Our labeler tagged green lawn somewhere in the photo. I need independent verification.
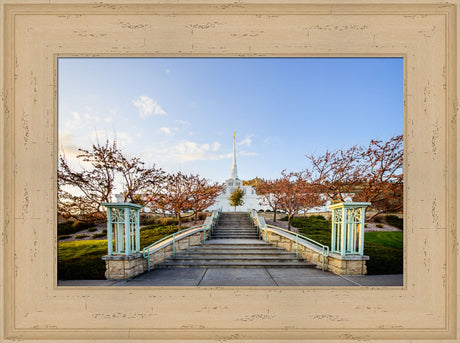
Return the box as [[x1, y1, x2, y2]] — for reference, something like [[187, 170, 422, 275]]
[[289, 217, 403, 275], [58, 224, 180, 280], [364, 231, 403, 250], [58, 240, 108, 280]]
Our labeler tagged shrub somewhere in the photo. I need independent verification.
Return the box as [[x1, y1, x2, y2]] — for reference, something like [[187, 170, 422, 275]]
[[197, 212, 208, 220], [92, 233, 106, 239], [373, 216, 383, 223], [58, 235, 71, 240], [72, 220, 96, 231], [102, 229, 107, 234], [280, 216, 288, 221], [88, 227, 97, 232], [385, 215, 403, 230], [58, 220, 95, 236], [156, 217, 178, 226], [258, 209, 264, 213], [75, 234, 89, 239], [309, 214, 326, 221], [376, 223, 384, 228], [364, 242, 403, 275], [139, 214, 153, 225]]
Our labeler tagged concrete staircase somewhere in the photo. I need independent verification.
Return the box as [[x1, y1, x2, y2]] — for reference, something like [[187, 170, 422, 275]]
[[211, 212, 260, 239], [156, 212, 316, 269]]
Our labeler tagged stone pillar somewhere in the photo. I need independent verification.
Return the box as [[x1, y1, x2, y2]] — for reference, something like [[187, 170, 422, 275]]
[[328, 202, 371, 275], [101, 202, 144, 280], [328, 202, 370, 256]]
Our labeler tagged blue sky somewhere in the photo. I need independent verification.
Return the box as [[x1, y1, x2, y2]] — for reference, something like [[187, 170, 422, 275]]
[[58, 57, 403, 183]]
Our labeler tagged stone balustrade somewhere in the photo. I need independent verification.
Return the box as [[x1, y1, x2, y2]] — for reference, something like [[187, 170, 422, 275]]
[[260, 227, 368, 276], [103, 228, 210, 280]]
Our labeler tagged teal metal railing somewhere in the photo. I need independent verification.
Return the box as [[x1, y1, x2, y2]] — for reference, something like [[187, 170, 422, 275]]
[[142, 208, 222, 271], [248, 209, 330, 271]]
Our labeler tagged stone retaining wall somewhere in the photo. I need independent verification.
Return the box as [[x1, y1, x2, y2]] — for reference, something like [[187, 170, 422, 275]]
[[103, 229, 209, 280], [260, 227, 368, 276]]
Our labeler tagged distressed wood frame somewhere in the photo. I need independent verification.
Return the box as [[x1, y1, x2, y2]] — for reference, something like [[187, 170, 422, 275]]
[[1, 0, 458, 341]]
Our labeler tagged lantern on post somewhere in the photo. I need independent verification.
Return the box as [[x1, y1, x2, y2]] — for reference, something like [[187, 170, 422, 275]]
[[328, 202, 371, 256], [102, 202, 143, 256]]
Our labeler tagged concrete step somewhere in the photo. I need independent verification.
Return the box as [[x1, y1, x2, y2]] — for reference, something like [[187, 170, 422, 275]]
[[213, 228, 257, 231], [172, 250, 295, 258], [211, 235, 260, 239], [212, 228, 257, 234], [156, 261, 316, 268], [199, 243, 271, 248], [187, 245, 283, 251], [165, 258, 305, 264]]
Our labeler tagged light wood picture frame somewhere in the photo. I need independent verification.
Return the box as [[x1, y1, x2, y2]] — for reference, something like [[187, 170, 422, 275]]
[[1, 0, 458, 342]]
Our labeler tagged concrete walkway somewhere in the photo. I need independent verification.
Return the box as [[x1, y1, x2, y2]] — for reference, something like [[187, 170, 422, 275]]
[[59, 269, 403, 287]]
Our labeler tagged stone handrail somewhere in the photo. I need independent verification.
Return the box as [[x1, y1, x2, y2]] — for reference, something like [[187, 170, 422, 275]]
[[142, 209, 222, 271], [248, 209, 368, 275]]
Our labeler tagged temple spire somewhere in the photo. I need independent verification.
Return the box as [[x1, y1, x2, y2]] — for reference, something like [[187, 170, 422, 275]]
[[231, 131, 238, 179]]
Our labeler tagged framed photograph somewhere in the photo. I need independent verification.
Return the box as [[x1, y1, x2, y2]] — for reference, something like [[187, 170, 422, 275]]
[[1, 0, 458, 341]]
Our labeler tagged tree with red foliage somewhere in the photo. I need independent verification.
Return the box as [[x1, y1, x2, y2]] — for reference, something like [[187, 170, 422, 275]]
[[188, 175, 224, 223], [277, 170, 322, 230], [148, 171, 194, 230], [256, 178, 285, 222], [353, 134, 403, 219], [306, 145, 363, 202], [58, 138, 164, 220], [306, 134, 403, 220]]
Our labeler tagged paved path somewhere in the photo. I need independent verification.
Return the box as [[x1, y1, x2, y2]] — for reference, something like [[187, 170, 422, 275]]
[[59, 269, 403, 287]]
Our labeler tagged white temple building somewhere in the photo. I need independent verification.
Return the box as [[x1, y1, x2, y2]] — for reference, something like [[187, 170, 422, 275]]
[[208, 132, 270, 212]]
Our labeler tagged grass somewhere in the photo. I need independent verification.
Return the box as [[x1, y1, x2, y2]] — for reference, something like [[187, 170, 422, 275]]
[[288, 216, 403, 275], [58, 240, 108, 280], [58, 224, 180, 280], [364, 231, 403, 250]]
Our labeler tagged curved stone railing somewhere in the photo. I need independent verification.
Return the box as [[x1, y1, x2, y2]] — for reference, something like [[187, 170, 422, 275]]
[[103, 209, 221, 280], [248, 209, 368, 275], [142, 209, 222, 271]]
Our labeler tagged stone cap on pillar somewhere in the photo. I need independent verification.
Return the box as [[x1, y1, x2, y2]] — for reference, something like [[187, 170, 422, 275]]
[[102, 202, 144, 210], [327, 202, 371, 210]]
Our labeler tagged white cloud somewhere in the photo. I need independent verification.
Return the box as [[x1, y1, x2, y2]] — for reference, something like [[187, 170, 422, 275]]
[[160, 127, 172, 135], [175, 119, 190, 126], [89, 130, 133, 147], [238, 135, 254, 147], [58, 133, 81, 159], [132, 96, 166, 118], [211, 142, 220, 151], [151, 140, 224, 162], [104, 117, 113, 123], [63, 111, 100, 133], [165, 68, 170, 74]]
